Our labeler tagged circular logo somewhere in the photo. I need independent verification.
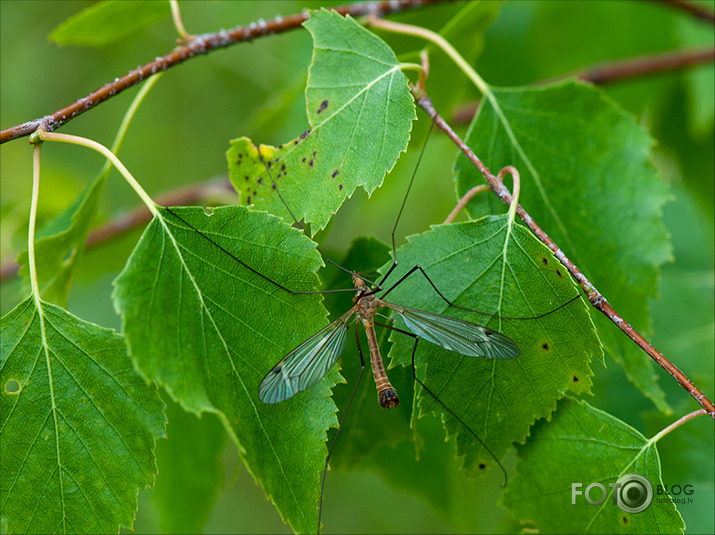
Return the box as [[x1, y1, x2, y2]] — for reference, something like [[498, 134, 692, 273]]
[[614, 473, 654, 514]]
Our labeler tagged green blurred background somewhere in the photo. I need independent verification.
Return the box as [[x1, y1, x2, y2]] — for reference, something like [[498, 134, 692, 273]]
[[1, 1, 712, 533]]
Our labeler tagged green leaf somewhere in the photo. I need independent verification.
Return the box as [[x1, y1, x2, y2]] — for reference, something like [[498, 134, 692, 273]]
[[228, 9, 416, 233], [112, 205, 337, 534], [0, 297, 165, 534], [503, 397, 685, 534], [456, 80, 672, 413], [16, 176, 106, 308], [49, 0, 170, 47], [153, 396, 226, 534], [382, 216, 601, 475]]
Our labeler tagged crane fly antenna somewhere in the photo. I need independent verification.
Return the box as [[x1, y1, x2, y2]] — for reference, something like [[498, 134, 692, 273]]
[[378, 121, 434, 288], [256, 152, 380, 288]]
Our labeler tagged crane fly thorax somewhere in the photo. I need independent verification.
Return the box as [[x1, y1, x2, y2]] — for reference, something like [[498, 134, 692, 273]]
[[352, 275, 378, 326]]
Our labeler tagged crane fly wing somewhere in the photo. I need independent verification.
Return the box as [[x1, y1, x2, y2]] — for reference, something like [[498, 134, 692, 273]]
[[259, 308, 355, 404], [383, 303, 520, 360]]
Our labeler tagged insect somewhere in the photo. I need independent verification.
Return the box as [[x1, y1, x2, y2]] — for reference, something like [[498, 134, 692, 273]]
[[259, 273, 520, 408]]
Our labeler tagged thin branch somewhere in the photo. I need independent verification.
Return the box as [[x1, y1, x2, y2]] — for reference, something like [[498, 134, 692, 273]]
[[572, 47, 715, 85], [416, 95, 715, 420], [451, 47, 715, 125], [0, 0, 446, 144], [658, 0, 715, 24], [0, 178, 234, 281]]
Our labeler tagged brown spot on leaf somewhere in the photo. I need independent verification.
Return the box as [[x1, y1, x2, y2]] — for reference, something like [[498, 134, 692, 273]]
[[339, 184, 343, 190], [300, 129, 311, 139], [542, 343, 549, 351], [332, 169, 339, 178], [573, 376, 579, 383], [542, 257, 548, 266], [317, 99, 328, 114]]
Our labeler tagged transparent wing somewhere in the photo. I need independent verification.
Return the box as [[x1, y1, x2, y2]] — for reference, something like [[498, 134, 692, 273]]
[[384, 303, 520, 360], [259, 308, 355, 404]]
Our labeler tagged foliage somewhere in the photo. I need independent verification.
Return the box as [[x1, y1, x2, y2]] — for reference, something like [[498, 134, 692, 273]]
[[0, 1, 712, 534], [0, 297, 165, 533]]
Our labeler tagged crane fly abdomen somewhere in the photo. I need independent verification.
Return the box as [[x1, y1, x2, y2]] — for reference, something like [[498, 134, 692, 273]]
[[354, 276, 400, 408]]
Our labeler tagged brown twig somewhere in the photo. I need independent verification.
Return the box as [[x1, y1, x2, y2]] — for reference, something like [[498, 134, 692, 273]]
[[0, 0, 446, 144], [416, 95, 715, 420], [451, 47, 715, 125], [574, 47, 715, 85], [659, 0, 715, 24], [0, 178, 234, 281]]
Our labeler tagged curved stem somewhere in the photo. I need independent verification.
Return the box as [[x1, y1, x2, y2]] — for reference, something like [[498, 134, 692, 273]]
[[367, 15, 490, 96], [28, 144, 42, 304], [443, 185, 489, 224], [170, 0, 194, 42], [650, 409, 707, 444], [398, 62, 424, 74], [35, 130, 158, 217]]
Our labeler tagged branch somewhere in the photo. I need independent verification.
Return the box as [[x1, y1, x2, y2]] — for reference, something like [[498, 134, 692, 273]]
[[415, 95, 715, 420], [0, 0, 447, 144], [658, 0, 715, 24], [0, 178, 234, 281], [571, 47, 715, 85], [452, 47, 715, 125]]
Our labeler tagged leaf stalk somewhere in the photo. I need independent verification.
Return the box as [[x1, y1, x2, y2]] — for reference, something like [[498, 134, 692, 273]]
[[35, 130, 158, 217]]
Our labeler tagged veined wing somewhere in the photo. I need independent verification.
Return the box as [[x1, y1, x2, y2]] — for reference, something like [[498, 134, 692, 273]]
[[383, 303, 520, 360], [259, 308, 355, 404]]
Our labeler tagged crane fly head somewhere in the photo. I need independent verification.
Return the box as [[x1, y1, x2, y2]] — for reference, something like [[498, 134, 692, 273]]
[[351, 273, 373, 302]]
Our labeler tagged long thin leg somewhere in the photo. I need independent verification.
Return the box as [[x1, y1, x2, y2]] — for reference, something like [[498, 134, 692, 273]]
[[380, 264, 582, 320], [372, 320, 508, 487], [377, 121, 435, 289], [164, 207, 358, 296], [317, 323, 366, 534]]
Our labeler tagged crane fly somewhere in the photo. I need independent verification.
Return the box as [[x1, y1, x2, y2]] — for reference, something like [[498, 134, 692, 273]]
[[165, 119, 581, 534], [259, 274, 520, 408]]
